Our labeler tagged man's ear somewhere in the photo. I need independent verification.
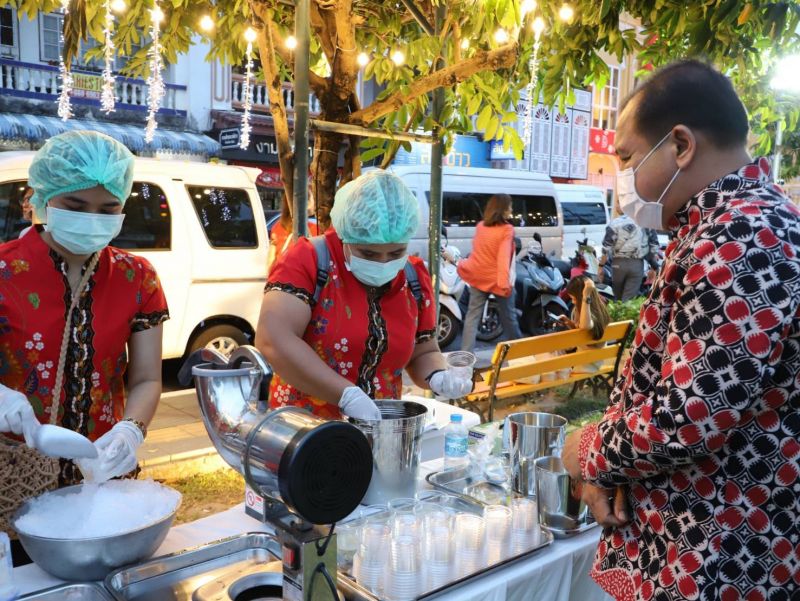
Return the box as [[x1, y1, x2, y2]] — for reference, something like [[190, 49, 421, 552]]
[[671, 125, 697, 170]]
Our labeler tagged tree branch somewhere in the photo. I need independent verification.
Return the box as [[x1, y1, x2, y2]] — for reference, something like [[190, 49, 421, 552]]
[[350, 43, 518, 125], [310, 0, 336, 65]]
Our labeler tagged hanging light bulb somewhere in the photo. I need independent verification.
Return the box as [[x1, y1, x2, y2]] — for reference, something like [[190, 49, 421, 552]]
[[110, 0, 126, 13], [286, 35, 298, 50], [244, 27, 257, 43], [151, 6, 164, 23], [558, 3, 574, 22], [460, 39, 470, 50], [391, 50, 405, 66], [199, 15, 214, 31], [532, 16, 546, 39], [520, 0, 536, 17], [493, 28, 509, 44], [357, 52, 369, 67]]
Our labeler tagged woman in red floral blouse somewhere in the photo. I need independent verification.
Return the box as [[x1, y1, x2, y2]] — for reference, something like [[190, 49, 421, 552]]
[[0, 132, 168, 547], [257, 171, 473, 420], [563, 61, 800, 601]]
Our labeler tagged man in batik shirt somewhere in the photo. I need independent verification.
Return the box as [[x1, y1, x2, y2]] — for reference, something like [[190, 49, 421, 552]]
[[563, 60, 800, 601]]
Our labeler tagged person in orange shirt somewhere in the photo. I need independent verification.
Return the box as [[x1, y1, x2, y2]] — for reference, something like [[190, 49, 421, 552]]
[[267, 188, 319, 273], [457, 193, 522, 351]]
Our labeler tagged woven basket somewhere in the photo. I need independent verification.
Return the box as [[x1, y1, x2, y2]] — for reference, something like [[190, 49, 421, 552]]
[[0, 434, 59, 539]]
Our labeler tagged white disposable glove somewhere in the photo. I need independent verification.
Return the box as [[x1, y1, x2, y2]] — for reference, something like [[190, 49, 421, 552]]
[[338, 387, 382, 421], [0, 384, 39, 443], [79, 420, 143, 482], [429, 370, 473, 400]]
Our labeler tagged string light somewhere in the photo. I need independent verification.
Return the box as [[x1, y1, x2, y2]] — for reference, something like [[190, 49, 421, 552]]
[[391, 50, 405, 66], [532, 17, 546, 39], [110, 0, 126, 13], [286, 35, 298, 50], [558, 3, 574, 22], [520, 0, 536, 17], [199, 15, 214, 31], [493, 28, 510, 44], [460, 39, 470, 50], [145, 2, 165, 143], [239, 29, 255, 150], [100, 0, 117, 113], [357, 52, 369, 67], [57, 0, 72, 121]]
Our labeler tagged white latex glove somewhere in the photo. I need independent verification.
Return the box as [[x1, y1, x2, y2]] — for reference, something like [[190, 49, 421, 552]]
[[338, 387, 382, 421], [429, 370, 473, 399], [0, 384, 38, 443], [79, 421, 143, 482]]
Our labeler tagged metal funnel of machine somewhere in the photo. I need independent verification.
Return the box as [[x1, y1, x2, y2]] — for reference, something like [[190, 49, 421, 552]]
[[186, 346, 373, 525]]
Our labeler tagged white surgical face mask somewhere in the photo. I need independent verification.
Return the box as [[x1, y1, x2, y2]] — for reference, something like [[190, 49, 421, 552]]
[[345, 246, 408, 287], [618, 132, 681, 230]]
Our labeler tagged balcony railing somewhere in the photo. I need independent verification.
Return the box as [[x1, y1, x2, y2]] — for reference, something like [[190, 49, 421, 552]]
[[231, 73, 321, 116], [0, 59, 187, 116]]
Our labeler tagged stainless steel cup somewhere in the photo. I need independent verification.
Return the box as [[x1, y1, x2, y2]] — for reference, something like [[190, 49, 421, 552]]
[[535, 456, 588, 530], [350, 401, 428, 505], [504, 412, 567, 496]]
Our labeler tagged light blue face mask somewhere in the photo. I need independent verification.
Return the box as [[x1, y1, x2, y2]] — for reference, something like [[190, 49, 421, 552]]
[[46, 206, 125, 255], [345, 246, 408, 287]]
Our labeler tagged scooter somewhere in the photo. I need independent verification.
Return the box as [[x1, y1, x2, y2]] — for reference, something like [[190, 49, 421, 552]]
[[570, 237, 614, 303], [514, 233, 571, 334], [438, 242, 466, 348]]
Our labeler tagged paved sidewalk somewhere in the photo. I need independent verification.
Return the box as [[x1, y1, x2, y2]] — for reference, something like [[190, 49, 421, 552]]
[[139, 346, 497, 480]]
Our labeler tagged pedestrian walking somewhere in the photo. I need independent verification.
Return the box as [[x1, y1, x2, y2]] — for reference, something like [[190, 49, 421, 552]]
[[601, 212, 659, 301]]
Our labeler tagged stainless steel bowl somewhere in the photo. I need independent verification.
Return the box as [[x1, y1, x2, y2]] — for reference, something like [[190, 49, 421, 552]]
[[12, 483, 180, 581]]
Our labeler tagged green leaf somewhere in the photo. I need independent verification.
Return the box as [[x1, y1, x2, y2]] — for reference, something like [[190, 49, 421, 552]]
[[484, 115, 499, 141], [467, 95, 481, 115], [476, 105, 492, 131], [359, 147, 385, 163]]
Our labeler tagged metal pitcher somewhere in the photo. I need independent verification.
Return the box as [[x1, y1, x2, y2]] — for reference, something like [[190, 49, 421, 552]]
[[535, 455, 588, 530], [349, 400, 428, 505], [504, 412, 567, 496]]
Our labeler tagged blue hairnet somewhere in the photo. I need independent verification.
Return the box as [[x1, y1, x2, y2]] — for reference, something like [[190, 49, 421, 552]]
[[331, 170, 419, 244], [28, 131, 134, 219]]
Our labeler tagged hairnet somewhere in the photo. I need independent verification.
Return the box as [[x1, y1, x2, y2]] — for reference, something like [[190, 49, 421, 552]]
[[28, 130, 134, 218], [331, 170, 419, 244]]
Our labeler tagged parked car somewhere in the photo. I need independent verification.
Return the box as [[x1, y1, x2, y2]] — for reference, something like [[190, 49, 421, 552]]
[[0, 152, 270, 359], [555, 183, 609, 261], [375, 166, 565, 261]]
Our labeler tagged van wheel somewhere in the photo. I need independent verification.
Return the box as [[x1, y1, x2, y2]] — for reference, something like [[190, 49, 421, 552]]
[[189, 325, 248, 358], [437, 308, 460, 349]]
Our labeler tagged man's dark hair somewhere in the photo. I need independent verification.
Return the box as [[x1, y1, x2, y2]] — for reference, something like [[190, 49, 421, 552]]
[[621, 59, 748, 148]]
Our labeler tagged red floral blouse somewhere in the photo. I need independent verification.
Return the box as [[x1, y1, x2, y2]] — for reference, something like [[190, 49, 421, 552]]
[[578, 159, 800, 601], [265, 228, 437, 418], [0, 228, 168, 481]]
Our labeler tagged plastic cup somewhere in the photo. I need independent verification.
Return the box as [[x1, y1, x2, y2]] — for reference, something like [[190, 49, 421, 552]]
[[336, 522, 361, 572], [454, 512, 485, 550], [511, 497, 538, 533], [424, 525, 453, 564], [392, 512, 422, 540], [484, 505, 512, 564], [446, 351, 477, 381], [359, 522, 390, 562], [353, 552, 384, 595]]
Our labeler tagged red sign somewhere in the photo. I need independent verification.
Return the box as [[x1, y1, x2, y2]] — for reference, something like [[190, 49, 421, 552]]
[[589, 128, 616, 155], [256, 166, 283, 188]]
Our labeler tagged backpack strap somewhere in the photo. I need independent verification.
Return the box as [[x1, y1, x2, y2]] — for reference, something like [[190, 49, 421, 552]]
[[404, 262, 422, 307], [310, 235, 330, 304]]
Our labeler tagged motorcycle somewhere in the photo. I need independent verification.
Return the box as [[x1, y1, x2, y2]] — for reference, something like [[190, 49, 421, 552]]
[[438, 242, 466, 348], [514, 233, 571, 334], [570, 236, 614, 303]]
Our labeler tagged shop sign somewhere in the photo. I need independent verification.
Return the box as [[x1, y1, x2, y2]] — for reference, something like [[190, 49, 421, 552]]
[[71, 72, 102, 100], [392, 134, 490, 168], [589, 128, 616, 155], [219, 128, 241, 149]]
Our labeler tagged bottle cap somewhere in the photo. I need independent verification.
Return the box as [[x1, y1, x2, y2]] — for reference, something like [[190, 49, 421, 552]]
[[450, 414, 462, 423]]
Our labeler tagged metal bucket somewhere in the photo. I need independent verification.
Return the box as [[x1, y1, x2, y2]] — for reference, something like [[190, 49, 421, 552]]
[[504, 412, 567, 496], [349, 400, 428, 505], [535, 455, 588, 530]]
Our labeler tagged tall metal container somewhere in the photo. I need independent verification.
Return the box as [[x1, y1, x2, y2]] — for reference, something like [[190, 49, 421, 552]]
[[505, 412, 567, 496]]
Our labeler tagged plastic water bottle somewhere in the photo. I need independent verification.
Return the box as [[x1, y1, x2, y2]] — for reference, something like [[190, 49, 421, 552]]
[[444, 414, 468, 470]]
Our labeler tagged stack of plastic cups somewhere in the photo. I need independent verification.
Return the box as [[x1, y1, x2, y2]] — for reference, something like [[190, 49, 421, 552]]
[[484, 505, 512, 565], [336, 521, 361, 573], [418, 503, 454, 592], [511, 497, 541, 554], [385, 535, 423, 601], [353, 521, 390, 596], [453, 513, 486, 579], [391, 498, 422, 541]]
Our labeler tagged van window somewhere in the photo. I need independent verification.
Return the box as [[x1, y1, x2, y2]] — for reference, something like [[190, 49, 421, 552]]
[[438, 192, 483, 227], [0, 180, 29, 242], [112, 182, 171, 250], [187, 186, 258, 248], [561, 201, 607, 226], [511, 195, 558, 227]]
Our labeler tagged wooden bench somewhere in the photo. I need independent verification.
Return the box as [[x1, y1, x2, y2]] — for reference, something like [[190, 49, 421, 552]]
[[462, 320, 634, 422]]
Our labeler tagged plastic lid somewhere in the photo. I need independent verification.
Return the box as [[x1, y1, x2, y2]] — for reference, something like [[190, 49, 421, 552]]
[[450, 414, 463, 423]]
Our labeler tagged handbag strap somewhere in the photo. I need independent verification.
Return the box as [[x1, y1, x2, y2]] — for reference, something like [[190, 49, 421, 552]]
[[50, 253, 101, 425]]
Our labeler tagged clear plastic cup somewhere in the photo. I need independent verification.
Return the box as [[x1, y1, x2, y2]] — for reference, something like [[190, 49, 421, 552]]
[[386, 535, 422, 601], [511, 497, 538, 532], [454, 512, 485, 551], [336, 521, 361, 572], [392, 512, 422, 540], [424, 525, 453, 564], [388, 497, 418, 515], [484, 504, 512, 564], [446, 351, 477, 381], [354, 552, 384, 595], [359, 522, 390, 561]]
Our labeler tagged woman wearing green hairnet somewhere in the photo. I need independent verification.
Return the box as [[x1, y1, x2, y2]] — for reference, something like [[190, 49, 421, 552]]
[[0, 131, 168, 563], [257, 170, 472, 420]]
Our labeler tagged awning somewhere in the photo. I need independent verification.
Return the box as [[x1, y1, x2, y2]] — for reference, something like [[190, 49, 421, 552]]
[[0, 113, 220, 157]]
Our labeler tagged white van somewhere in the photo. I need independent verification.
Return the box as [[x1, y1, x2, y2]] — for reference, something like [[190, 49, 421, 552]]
[[0, 152, 269, 359], [380, 166, 564, 260], [555, 184, 609, 261]]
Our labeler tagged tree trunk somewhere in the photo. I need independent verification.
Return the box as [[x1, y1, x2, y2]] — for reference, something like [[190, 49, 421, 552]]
[[311, 128, 342, 231]]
